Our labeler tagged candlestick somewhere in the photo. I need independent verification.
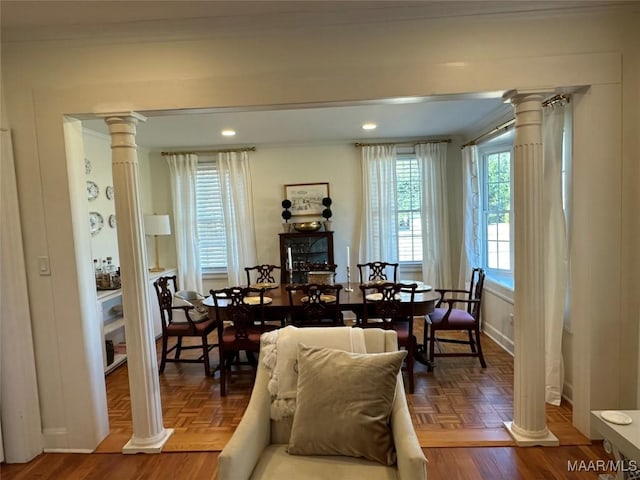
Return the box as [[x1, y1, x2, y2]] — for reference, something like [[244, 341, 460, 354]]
[[345, 265, 353, 292], [287, 247, 293, 283]]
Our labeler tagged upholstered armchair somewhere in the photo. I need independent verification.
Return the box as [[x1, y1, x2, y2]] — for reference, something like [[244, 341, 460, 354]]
[[217, 327, 427, 480]]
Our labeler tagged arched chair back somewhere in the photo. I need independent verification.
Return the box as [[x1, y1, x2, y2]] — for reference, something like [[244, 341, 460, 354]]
[[245, 264, 281, 286], [357, 261, 399, 285], [287, 283, 343, 327]]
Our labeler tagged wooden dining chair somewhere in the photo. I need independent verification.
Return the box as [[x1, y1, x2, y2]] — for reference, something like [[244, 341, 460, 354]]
[[244, 264, 286, 328], [153, 276, 218, 376], [357, 261, 399, 285], [245, 264, 281, 286], [360, 282, 417, 393], [211, 286, 276, 396], [286, 283, 343, 327], [425, 268, 487, 370]]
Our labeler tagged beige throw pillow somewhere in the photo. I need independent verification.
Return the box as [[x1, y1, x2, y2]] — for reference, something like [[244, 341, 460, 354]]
[[287, 344, 406, 465]]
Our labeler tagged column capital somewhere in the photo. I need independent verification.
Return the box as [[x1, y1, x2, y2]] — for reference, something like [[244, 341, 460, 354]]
[[503, 89, 555, 105], [97, 111, 147, 125]]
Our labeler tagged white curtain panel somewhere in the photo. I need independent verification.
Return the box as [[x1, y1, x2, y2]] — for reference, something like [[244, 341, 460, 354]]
[[358, 145, 398, 263], [218, 151, 258, 286], [1, 129, 43, 461], [459, 145, 481, 289], [166, 153, 203, 293], [543, 103, 568, 406], [416, 143, 452, 288]]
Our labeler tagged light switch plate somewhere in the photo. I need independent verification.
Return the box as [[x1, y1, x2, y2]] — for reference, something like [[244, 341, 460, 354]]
[[38, 256, 51, 276]]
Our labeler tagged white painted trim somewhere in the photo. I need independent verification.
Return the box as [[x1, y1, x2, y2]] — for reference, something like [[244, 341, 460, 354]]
[[504, 421, 559, 447], [484, 282, 515, 304], [122, 428, 174, 454], [43, 448, 95, 454], [562, 383, 574, 405], [483, 322, 515, 356]]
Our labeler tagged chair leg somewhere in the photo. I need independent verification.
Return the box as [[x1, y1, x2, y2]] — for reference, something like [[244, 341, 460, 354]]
[[159, 335, 168, 373], [428, 325, 436, 371], [219, 349, 227, 397], [475, 326, 487, 368], [202, 335, 211, 377], [468, 330, 477, 353], [175, 337, 183, 359], [406, 339, 415, 394]]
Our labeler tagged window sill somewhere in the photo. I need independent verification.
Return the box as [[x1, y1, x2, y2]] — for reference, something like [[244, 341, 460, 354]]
[[399, 262, 422, 274], [484, 277, 514, 304], [202, 270, 228, 281]]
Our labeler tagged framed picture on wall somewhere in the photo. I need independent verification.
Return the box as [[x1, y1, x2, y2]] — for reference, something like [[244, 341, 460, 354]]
[[284, 182, 329, 217]]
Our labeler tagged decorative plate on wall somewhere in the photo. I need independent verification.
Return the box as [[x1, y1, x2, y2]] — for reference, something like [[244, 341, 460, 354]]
[[85, 158, 92, 175], [105, 186, 114, 200], [87, 181, 99, 201], [89, 211, 104, 236], [108, 214, 116, 228]]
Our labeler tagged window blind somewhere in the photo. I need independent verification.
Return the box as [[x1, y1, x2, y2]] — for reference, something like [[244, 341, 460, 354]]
[[396, 157, 423, 262], [196, 162, 227, 269]]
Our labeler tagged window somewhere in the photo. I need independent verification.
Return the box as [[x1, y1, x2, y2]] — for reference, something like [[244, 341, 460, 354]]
[[396, 156, 422, 263], [196, 162, 227, 270], [480, 144, 513, 283]]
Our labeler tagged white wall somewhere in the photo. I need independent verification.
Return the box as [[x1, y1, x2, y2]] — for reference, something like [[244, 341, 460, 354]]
[[2, 6, 639, 453], [83, 129, 120, 268], [250, 143, 361, 279], [83, 128, 159, 274], [153, 140, 462, 291]]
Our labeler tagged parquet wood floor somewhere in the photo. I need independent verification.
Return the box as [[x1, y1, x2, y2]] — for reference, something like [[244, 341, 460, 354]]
[[3, 323, 614, 480], [96, 323, 589, 453], [1, 445, 615, 480]]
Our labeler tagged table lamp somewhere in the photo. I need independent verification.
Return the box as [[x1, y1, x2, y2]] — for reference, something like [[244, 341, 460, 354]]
[[144, 214, 171, 272]]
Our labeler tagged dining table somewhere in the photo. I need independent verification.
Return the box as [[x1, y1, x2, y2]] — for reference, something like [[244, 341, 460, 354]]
[[201, 282, 440, 366]]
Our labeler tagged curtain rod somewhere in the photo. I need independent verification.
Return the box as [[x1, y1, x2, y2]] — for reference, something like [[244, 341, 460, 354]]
[[543, 94, 570, 107], [354, 139, 451, 148], [461, 119, 515, 149], [461, 94, 571, 149], [161, 146, 256, 156]]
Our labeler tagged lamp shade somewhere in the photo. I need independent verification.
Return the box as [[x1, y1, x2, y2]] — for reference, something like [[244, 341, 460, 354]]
[[144, 214, 171, 236]]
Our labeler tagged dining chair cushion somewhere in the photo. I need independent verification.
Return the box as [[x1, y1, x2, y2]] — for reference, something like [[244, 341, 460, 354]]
[[288, 344, 406, 465], [165, 317, 216, 335], [428, 307, 476, 328]]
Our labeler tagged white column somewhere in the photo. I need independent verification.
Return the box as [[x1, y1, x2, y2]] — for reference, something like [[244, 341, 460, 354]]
[[100, 112, 173, 453], [503, 92, 559, 447]]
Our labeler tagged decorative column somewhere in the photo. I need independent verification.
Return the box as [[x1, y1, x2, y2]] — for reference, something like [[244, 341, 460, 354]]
[[503, 91, 559, 447], [100, 112, 173, 453]]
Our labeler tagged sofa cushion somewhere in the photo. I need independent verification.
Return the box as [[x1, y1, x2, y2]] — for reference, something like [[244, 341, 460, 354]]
[[288, 344, 406, 465], [251, 445, 398, 480]]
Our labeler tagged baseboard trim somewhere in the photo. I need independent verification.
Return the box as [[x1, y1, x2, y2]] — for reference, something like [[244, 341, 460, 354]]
[[483, 323, 514, 356], [43, 448, 94, 454]]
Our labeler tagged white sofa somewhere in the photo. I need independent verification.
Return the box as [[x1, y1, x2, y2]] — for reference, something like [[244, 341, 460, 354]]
[[217, 328, 427, 480]]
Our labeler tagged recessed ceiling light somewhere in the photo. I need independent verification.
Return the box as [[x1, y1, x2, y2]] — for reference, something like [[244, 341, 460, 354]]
[[362, 123, 377, 130], [221, 129, 236, 137]]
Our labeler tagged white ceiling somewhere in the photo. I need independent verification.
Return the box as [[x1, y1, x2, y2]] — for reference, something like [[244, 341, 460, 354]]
[[82, 96, 511, 149]]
